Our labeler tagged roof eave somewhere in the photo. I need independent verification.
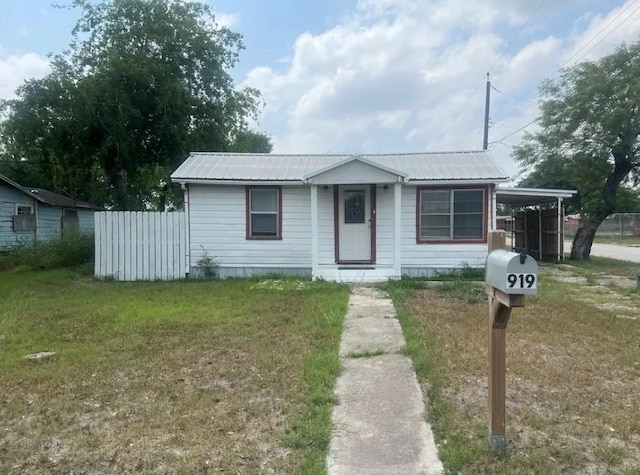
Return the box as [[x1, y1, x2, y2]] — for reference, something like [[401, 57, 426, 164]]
[[407, 177, 509, 185], [0, 174, 47, 204], [171, 178, 306, 186]]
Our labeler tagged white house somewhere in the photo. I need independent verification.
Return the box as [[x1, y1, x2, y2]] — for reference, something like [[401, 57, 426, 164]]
[[169, 151, 520, 282]]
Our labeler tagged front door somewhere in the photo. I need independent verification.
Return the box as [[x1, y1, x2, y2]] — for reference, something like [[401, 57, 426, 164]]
[[338, 186, 372, 262]]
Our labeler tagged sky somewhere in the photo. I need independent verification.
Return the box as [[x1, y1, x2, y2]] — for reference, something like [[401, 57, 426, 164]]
[[1, 0, 640, 178]]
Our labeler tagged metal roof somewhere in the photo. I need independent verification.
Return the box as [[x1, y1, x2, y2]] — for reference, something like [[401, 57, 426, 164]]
[[496, 187, 577, 207], [171, 151, 508, 183], [0, 174, 102, 210]]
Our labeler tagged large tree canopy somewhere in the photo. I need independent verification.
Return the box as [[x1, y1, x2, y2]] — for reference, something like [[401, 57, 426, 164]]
[[513, 42, 640, 259], [0, 0, 271, 210]]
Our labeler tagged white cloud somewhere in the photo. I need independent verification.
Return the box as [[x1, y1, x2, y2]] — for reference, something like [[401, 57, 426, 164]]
[[243, 0, 640, 178], [215, 11, 239, 29], [0, 51, 50, 100]]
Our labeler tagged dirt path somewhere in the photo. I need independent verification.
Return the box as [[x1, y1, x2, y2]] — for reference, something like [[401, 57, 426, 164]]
[[541, 263, 639, 320]]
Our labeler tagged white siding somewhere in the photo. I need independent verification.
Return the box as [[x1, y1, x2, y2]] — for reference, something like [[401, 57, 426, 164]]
[[401, 185, 488, 270], [374, 185, 394, 267], [317, 187, 335, 265], [189, 184, 312, 269], [187, 183, 491, 278], [309, 160, 400, 184]]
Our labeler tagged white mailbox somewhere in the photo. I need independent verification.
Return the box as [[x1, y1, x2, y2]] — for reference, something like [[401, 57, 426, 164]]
[[485, 250, 538, 295]]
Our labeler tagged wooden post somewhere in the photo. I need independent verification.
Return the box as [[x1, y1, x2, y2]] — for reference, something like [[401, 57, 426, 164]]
[[488, 229, 506, 252], [487, 230, 509, 456]]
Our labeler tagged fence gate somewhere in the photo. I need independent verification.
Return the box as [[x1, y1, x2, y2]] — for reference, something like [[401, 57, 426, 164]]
[[95, 211, 186, 281]]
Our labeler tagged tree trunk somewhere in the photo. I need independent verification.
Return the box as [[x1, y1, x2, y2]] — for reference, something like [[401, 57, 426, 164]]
[[570, 152, 635, 260], [570, 222, 599, 260], [113, 168, 128, 210]]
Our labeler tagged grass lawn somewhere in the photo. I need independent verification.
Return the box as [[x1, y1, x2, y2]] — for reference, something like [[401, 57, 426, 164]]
[[560, 255, 639, 280], [0, 270, 349, 474], [386, 273, 640, 474]]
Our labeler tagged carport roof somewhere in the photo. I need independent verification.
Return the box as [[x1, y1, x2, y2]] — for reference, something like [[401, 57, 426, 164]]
[[496, 187, 576, 207]]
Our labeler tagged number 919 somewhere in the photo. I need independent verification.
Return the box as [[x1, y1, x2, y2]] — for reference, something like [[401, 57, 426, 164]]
[[507, 274, 535, 288]]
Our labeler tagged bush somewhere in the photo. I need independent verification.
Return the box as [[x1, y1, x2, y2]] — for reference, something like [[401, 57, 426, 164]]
[[0, 233, 94, 271]]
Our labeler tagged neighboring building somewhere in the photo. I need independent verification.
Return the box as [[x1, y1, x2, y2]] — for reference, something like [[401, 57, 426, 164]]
[[0, 174, 101, 249], [171, 151, 512, 282]]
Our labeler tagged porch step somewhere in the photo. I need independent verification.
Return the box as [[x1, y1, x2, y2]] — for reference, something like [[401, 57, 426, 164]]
[[315, 266, 400, 283], [338, 266, 375, 270]]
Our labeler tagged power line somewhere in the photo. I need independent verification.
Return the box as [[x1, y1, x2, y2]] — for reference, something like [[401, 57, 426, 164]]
[[568, 2, 640, 64], [428, 76, 485, 150], [488, 0, 547, 73], [429, 1, 546, 151], [490, 1, 640, 138], [562, 0, 640, 66], [491, 85, 537, 105], [490, 117, 539, 146], [491, 121, 521, 130]]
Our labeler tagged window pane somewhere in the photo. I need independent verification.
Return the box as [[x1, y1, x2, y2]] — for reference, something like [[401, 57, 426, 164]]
[[422, 215, 450, 228], [251, 214, 277, 236], [453, 190, 483, 214], [421, 225, 450, 239], [421, 215, 450, 239], [251, 189, 277, 212], [17, 206, 32, 215], [344, 191, 365, 224], [453, 214, 483, 239], [421, 191, 450, 213]]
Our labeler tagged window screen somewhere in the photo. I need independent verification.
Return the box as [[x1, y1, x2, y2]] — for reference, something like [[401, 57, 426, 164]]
[[248, 188, 280, 238], [420, 189, 484, 241]]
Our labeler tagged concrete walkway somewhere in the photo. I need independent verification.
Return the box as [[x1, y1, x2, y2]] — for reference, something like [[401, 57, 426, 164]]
[[327, 286, 443, 475]]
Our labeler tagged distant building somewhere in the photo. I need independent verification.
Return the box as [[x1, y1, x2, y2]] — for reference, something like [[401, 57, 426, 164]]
[[0, 174, 101, 249]]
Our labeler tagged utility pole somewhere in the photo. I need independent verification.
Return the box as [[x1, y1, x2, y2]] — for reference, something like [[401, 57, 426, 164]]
[[483, 72, 491, 150]]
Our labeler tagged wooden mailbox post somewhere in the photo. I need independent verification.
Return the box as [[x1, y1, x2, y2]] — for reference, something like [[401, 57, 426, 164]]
[[485, 231, 538, 455]]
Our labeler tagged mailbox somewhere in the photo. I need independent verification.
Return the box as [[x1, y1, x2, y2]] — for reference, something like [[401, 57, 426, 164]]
[[485, 250, 538, 295]]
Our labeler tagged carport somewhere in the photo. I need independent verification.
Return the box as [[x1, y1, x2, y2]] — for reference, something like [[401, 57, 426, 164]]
[[496, 187, 577, 262]]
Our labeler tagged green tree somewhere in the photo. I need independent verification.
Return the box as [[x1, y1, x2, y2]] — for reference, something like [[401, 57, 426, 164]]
[[513, 42, 640, 259], [0, 0, 271, 210]]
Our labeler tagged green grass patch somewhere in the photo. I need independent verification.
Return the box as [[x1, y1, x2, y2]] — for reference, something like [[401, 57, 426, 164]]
[[428, 265, 485, 282], [562, 255, 639, 279], [0, 270, 349, 474], [344, 349, 386, 358], [438, 281, 485, 304], [0, 233, 94, 272]]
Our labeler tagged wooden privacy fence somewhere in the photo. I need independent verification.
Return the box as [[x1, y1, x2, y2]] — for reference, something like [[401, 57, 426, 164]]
[[95, 211, 187, 281]]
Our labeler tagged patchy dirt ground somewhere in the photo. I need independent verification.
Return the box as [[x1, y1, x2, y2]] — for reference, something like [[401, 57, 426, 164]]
[[399, 266, 640, 474], [540, 264, 640, 321]]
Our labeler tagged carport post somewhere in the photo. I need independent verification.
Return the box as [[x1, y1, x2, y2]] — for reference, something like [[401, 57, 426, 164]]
[[487, 230, 509, 456]]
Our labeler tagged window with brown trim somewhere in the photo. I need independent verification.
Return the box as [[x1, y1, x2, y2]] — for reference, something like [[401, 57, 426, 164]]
[[418, 188, 484, 241], [247, 187, 282, 239]]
